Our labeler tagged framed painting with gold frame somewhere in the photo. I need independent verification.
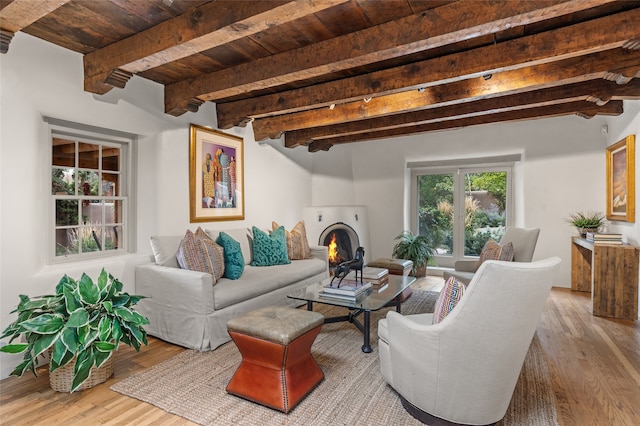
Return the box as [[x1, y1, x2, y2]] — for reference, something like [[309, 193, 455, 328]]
[[189, 124, 244, 222], [606, 134, 635, 223]]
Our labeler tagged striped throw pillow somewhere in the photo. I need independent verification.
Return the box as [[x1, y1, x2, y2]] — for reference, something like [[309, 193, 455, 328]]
[[433, 276, 466, 324], [272, 221, 312, 260], [475, 239, 514, 269], [176, 227, 225, 283]]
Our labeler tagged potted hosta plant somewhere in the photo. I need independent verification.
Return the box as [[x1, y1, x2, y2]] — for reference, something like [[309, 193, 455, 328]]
[[392, 231, 436, 277], [567, 211, 606, 237], [0, 269, 148, 393]]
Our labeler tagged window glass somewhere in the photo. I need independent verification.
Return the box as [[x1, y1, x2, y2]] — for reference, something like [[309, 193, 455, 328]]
[[50, 122, 130, 261], [412, 164, 512, 267], [52, 138, 75, 168]]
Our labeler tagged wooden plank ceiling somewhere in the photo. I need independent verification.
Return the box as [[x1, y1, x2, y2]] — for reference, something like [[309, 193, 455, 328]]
[[2, 0, 640, 152]]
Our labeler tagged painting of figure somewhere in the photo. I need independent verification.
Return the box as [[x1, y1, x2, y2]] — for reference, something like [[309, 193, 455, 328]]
[[190, 124, 244, 222], [201, 143, 237, 209]]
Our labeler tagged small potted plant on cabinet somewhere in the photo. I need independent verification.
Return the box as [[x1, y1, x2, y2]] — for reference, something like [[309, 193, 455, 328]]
[[392, 231, 436, 277], [0, 269, 149, 392], [567, 211, 606, 237]]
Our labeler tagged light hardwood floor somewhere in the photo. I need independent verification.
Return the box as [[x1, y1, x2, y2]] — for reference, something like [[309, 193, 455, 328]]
[[1, 280, 639, 425]]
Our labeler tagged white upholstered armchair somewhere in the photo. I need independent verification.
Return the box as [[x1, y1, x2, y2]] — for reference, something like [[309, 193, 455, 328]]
[[378, 257, 561, 425]]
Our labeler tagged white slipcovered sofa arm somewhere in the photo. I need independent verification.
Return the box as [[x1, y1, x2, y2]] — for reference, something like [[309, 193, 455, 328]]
[[310, 245, 329, 263], [135, 264, 215, 315]]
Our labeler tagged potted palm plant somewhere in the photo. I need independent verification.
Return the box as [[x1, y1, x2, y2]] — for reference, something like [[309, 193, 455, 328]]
[[0, 269, 148, 392], [392, 231, 436, 277]]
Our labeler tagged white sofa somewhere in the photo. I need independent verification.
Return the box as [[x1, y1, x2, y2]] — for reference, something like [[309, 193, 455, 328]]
[[135, 228, 329, 351]]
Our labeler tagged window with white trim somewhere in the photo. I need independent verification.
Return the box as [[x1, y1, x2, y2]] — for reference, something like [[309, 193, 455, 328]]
[[48, 118, 135, 262], [409, 155, 518, 268]]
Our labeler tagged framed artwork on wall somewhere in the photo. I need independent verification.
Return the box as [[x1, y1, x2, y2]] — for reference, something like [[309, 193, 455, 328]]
[[189, 124, 244, 222], [606, 134, 635, 223]]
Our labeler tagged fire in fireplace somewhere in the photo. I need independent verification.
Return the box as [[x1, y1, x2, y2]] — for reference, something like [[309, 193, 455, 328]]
[[319, 222, 359, 268], [303, 206, 371, 266]]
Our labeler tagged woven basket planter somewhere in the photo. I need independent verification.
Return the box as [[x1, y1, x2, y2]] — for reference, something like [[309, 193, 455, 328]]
[[49, 354, 114, 393]]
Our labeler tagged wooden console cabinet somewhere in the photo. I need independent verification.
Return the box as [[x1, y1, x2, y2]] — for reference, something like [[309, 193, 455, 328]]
[[571, 237, 639, 320]]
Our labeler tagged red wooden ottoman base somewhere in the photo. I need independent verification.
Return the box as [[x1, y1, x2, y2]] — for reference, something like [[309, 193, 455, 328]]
[[226, 325, 324, 413]]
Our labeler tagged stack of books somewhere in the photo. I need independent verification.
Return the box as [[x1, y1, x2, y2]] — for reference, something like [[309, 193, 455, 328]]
[[346, 267, 390, 292], [585, 232, 623, 245], [320, 279, 372, 300], [347, 267, 389, 283]]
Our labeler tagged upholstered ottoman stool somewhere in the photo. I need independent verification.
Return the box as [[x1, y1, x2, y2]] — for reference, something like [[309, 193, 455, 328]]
[[367, 258, 414, 302], [226, 306, 324, 413]]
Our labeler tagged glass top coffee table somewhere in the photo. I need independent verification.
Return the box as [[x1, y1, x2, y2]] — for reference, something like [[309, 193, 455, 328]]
[[287, 275, 416, 353]]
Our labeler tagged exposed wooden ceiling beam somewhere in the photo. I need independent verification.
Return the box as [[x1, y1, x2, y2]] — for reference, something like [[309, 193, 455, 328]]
[[285, 79, 640, 147], [307, 100, 624, 152], [83, 0, 348, 95], [166, 0, 618, 116], [0, 0, 70, 53], [219, 7, 640, 131], [252, 48, 640, 140]]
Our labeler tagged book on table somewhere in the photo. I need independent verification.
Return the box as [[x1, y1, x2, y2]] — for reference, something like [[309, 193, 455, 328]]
[[319, 291, 366, 302], [372, 282, 389, 293], [586, 233, 623, 245], [362, 267, 389, 279], [322, 279, 372, 296], [369, 275, 389, 286], [346, 267, 389, 282], [585, 232, 623, 242]]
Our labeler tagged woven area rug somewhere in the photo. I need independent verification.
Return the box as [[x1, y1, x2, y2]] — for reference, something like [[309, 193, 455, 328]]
[[111, 289, 558, 425]]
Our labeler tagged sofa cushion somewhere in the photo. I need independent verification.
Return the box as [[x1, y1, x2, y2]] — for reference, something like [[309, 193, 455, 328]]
[[150, 235, 183, 268], [176, 228, 225, 283], [475, 238, 514, 269], [251, 226, 291, 266], [272, 221, 312, 260], [433, 276, 465, 324], [216, 231, 245, 280], [212, 258, 326, 310]]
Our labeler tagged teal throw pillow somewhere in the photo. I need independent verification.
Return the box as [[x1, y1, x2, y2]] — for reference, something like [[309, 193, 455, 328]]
[[251, 226, 291, 267], [216, 232, 245, 279]]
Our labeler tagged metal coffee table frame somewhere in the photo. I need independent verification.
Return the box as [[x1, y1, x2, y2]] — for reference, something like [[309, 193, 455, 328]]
[[287, 275, 416, 353]]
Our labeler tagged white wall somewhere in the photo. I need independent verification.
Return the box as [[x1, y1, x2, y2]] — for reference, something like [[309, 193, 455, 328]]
[[0, 34, 314, 379], [311, 107, 640, 289], [310, 146, 356, 205]]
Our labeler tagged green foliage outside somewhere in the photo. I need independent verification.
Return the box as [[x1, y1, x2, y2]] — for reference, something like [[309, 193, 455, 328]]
[[417, 172, 507, 257], [56, 227, 117, 256], [53, 168, 116, 256]]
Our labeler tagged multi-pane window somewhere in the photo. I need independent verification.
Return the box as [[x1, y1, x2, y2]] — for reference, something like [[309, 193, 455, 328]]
[[51, 126, 130, 260], [410, 156, 517, 269]]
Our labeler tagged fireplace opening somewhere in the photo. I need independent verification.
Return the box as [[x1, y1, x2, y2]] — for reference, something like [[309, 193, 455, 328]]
[[319, 222, 360, 269]]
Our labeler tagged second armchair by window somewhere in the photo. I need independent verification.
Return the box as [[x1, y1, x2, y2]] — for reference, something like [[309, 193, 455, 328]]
[[443, 227, 540, 285]]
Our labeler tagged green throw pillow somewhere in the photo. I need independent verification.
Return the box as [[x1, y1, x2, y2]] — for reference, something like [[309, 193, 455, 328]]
[[216, 232, 245, 279], [251, 226, 291, 266]]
